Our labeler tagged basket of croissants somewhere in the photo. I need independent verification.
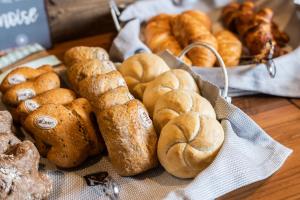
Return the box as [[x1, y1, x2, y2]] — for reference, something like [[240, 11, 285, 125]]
[[110, 0, 295, 78]]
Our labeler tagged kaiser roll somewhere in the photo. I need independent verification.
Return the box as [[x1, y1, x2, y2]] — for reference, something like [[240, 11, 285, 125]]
[[143, 69, 200, 116], [157, 112, 224, 178], [153, 89, 216, 132], [118, 53, 170, 99]]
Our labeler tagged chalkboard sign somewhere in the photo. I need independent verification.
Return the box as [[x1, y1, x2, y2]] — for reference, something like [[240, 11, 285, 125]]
[[0, 0, 51, 50]]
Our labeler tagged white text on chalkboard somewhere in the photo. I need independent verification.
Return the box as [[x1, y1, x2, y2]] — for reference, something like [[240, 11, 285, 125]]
[[0, 7, 39, 29]]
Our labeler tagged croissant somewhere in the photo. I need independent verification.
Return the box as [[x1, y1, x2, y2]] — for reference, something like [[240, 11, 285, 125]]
[[221, 2, 289, 58], [181, 10, 212, 31], [172, 11, 218, 67], [145, 14, 191, 65], [215, 30, 242, 67]]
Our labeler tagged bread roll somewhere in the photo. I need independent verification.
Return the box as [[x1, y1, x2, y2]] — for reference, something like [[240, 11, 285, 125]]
[[97, 99, 158, 176], [64, 46, 109, 66], [2, 72, 60, 107], [65, 98, 104, 156], [158, 112, 224, 178], [67, 59, 116, 90], [78, 70, 127, 105], [215, 30, 242, 66], [172, 11, 218, 67], [153, 90, 216, 132], [144, 14, 191, 65], [118, 53, 170, 99], [0, 65, 53, 93], [143, 69, 200, 116], [17, 88, 76, 123], [23, 98, 103, 168], [96, 86, 134, 111]]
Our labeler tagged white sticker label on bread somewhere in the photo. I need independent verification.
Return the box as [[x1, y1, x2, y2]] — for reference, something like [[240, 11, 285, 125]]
[[102, 61, 116, 70], [17, 89, 35, 101], [35, 116, 57, 130], [24, 100, 40, 112], [127, 93, 135, 100], [8, 74, 26, 85], [118, 78, 126, 86], [138, 106, 152, 129]]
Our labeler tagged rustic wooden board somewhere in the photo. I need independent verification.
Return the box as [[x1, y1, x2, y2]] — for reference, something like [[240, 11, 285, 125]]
[[49, 34, 300, 200]]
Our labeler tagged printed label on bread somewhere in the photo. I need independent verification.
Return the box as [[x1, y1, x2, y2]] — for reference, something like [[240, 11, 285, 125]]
[[34, 115, 57, 130], [16, 89, 36, 101], [8, 74, 26, 85], [127, 93, 135, 100], [102, 60, 115, 70], [138, 106, 152, 129], [24, 100, 40, 112]]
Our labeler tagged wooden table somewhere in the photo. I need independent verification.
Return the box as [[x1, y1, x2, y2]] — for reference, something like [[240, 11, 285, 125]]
[[49, 33, 300, 200]]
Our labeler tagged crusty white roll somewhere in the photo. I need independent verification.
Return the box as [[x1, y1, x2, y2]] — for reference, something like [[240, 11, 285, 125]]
[[97, 99, 158, 176], [118, 53, 170, 99], [143, 69, 200, 116], [153, 89, 216, 132], [158, 112, 224, 178]]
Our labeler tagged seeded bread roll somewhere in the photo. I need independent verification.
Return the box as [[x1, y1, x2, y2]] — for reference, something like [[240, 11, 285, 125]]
[[97, 99, 158, 176], [143, 69, 200, 116], [23, 98, 103, 168], [96, 86, 134, 111], [153, 89, 216, 132], [64, 46, 109, 66], [78, 70, 127, 103], [2, 72, 60, 107], [118, 53, 170, 99], [67, 59, 116, 90], [158, 112, 224, 178], [16, 88, 76, 124], [65, 98, 104, 156], [0, 65, 53, 93]]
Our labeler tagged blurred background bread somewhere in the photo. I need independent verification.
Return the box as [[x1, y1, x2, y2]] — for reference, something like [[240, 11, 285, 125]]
[[144, 14, 191, 65], [214, 30, 242, 66]]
